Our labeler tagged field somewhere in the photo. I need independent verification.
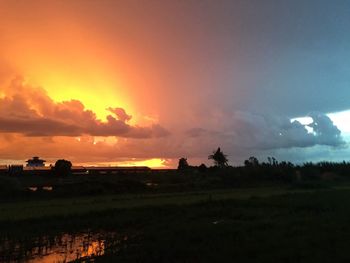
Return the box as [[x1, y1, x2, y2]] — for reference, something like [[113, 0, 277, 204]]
[[2, 185, 350, 262], [0, 187, 294, 221]]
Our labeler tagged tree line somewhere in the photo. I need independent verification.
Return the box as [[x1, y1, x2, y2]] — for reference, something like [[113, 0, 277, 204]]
[[177, 147, 350, 184]]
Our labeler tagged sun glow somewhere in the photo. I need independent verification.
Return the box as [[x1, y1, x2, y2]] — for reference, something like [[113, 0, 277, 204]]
[[118, 158, 168, 168], [1, 13, 136, 121], [29, 74, 134, 121], [0, 1, 166, 166], [112, 158, 167, 168], [81, 159, 168, 168]]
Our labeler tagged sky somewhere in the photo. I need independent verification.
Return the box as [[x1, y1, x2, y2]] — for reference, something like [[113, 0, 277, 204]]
[[1, 0, 350, 167]]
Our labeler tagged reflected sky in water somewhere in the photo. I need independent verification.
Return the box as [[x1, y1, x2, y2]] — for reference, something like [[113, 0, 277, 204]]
[[1, 231, 125, 263]]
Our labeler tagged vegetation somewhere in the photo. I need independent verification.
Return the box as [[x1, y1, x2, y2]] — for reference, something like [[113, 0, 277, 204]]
[[3, 187, 350, 262], [3, 149, 350, 261], [0, 187, 292, 222], [54, 159, 72, 176], [3, 154, 350, 200], [208, 147, 228, 168], [177, 157, 189, 170]]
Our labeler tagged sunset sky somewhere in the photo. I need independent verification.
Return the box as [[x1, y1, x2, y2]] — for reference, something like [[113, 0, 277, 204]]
[[1, 0, 350, 167]]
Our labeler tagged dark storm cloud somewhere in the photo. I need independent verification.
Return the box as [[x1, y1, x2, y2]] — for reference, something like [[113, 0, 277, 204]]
[[247, 113, 344, 149], [307, 113, 343, 147], [187, 111, 345, 151]]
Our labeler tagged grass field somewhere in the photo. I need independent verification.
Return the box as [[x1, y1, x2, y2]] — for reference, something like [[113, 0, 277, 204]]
[[98, 187, 350, 262], [2, 186, 350, 262], [0, 186, 323, 222]]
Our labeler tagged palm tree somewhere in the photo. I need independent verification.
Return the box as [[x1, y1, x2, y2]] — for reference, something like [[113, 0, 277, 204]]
[[208, 147, 228, 168]]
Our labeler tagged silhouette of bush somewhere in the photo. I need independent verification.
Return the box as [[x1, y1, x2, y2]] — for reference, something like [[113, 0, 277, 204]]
[[54, 159, 72, 176], [178, 158, 190, 170]]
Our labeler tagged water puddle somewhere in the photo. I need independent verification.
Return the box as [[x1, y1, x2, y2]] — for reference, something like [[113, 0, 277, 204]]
[[27, 186, 53, 192], [0, 230, 126, 262]]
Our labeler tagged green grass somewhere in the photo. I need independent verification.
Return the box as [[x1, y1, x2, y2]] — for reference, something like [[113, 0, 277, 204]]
[[96, 188, 350, 262], [1, 185, 337, 222], [3, 186, 350, 262], [0, 187, 290, 221]]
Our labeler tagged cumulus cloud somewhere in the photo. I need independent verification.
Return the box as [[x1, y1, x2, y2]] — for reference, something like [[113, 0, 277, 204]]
[[0, 77, 345, 166], [0, 77, 170, 138], [106, 107, 132, 122], [186, 111, 345, 151], [307, 112, 343, 147]]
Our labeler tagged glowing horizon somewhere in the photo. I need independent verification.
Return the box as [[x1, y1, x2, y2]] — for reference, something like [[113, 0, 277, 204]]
[[2, 1, 350, 166]]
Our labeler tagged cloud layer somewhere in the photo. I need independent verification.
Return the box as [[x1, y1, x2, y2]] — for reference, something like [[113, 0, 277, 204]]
[[187, 111, 345, 151], [0, 77, 346, 166], [0, 77, 169, 138]]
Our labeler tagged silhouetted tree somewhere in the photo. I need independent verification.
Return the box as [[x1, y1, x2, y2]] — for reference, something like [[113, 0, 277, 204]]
[[208, 147, 228, 168], [198, 163, 207, 173], [178, 158, 190, 170], [267, 156, 278, 166], [54, 159, 72, 176], [244, 156, 259, 167]]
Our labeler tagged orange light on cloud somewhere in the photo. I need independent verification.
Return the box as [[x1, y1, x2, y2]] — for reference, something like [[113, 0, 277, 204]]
[[0, 1, 178, 167], [0, 2, 137, 121], [32, 72, 133, 121]]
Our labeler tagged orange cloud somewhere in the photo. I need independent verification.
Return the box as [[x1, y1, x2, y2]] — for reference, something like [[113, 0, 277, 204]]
[[0, 77, 169, 138], [106, 107, 132, 122]]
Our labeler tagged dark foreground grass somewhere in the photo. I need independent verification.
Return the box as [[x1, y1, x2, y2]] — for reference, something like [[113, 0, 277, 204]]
[[3, 188, 350, 262], [97, 189, 350, 263], [0, 187, 292, 221]]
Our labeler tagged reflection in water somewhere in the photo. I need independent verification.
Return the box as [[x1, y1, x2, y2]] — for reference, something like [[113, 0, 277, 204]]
[[28, 233, 105, 263], [0, 231, 126, 262], [27, 186, 53, 192]]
